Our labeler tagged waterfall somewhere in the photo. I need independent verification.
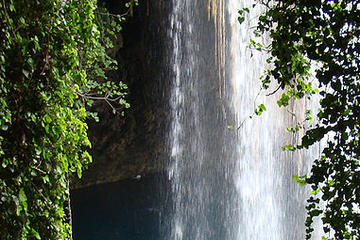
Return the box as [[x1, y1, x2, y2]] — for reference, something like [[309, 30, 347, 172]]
[[228, 1, 311, 239], [165, 0, 317, 239]]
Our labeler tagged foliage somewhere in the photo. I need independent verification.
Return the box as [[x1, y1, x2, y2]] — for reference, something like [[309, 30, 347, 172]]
[[254, 103, 266, 116], [0, 0, 133, 239], [240, 0, 360, 239]]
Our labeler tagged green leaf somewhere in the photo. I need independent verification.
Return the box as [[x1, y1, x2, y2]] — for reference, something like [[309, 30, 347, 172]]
[[277, 93, 290, 107], [310, 188, 321, 195], [255, 103, 266, 116], [292, 175, 307, 186], [19, 188, 27, 202], [31, 228, 41, 240], [16, 205, 21, 216], [281, 144, 296, 152], [238, 16, 245, 24]]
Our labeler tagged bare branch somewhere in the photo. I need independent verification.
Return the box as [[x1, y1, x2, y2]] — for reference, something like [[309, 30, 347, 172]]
[[266, 84, 281, 96]]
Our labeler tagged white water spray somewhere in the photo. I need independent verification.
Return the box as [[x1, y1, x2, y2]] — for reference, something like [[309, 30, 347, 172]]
[[165, 0, 318, 239]]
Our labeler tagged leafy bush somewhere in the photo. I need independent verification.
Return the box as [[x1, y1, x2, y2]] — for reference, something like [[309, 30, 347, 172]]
[[0, 0, 132, 239]]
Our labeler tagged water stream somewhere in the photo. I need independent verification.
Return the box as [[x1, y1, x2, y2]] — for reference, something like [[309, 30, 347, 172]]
[[165, 0, 315, 239]]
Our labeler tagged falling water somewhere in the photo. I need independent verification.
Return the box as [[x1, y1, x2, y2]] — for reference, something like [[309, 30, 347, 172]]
[[165, 0, 318, 239], [228, 1, 315, 239]]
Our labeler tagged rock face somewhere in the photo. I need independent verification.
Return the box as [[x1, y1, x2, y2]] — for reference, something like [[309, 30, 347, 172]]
[[71, 0, 172, 189]]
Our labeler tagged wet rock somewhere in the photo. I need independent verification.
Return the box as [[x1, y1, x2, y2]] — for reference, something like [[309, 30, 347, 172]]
[[71, 0, 172, 189]]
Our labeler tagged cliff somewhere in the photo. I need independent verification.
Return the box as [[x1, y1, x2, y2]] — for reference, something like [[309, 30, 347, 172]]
[[71, 0, 171, 188]]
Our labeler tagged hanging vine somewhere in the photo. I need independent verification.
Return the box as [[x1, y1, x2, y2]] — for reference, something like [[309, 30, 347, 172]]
[[239, 0, 360, 239]]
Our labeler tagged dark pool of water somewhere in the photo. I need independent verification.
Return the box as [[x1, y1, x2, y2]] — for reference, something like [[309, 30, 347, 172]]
[[71, 174, 168, 240]]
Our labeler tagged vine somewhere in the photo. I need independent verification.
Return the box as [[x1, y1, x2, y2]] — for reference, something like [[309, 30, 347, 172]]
[[240, 0, 360, 239]]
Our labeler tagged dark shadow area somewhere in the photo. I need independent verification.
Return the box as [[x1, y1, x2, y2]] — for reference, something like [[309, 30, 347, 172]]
[[71, 173, 170, 240]]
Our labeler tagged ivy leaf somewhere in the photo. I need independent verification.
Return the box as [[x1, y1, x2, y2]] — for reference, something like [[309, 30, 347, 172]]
[[238, 16, 245, 24]]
